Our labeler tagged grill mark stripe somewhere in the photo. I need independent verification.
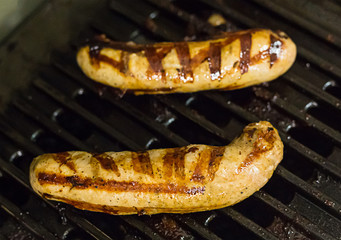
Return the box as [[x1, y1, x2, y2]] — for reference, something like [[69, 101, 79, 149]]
[[190, 48, 209, 70], [239, 33, 252, 75], [163, 148, 187, 180], [93, 153, 120, 177], [145, 46, 172, 83], [163, 150, 174, 178], [53, 152, 76, 172], [131, 152, 153, 177], [38, 173, 205, 195], [92, 54, 121, 68], [207, 146, 226, 181], [208, 42, 222, 81], [174, 42, 194, 83], [163, 146, 198, 180], [174, 148, 186, 180], [191, 149, 211, 183], [269, 34, 283, 68]]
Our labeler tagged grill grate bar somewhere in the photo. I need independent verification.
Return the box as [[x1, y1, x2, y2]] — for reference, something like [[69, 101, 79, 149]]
[[0, 194, 57, 239], [198, 0, 341, 80], [275, 166, 341, 219], [204, 92, 341, 180], [143, 0, 217, 35], [254, 191, 336, 240], [172, 215, 222, 240], [0, 117, 44, 156], [110, 0, 181, 41], [283, 72, 341, 111], [13, 98, 92, 152], [120, 216, 165, 240], [0, 157, 113, 240], [251, 0, 341, 48], [220, 208, 279, 240], [271, 94, 341, 146], [33, 78, 143, 151], [156, 95, 230, 140], [52, 58, 189, 147]]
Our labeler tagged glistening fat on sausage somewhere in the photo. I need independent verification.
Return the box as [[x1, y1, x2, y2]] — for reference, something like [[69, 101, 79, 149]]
[[30, 121, 283, 215], [76, 29, 296, 94]]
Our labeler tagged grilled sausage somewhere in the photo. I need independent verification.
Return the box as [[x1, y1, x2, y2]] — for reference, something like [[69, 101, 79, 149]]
[[30, 121, 283, 215], [77, 29, 296, 94]]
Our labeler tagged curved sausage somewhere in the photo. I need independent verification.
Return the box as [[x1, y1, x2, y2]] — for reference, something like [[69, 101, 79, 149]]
[[77, 29, 296, 94], [30, 121, 283, 215]]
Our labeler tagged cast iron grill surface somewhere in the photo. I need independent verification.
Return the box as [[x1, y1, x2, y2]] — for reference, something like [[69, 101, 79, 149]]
[[0, 0, 340, 239]]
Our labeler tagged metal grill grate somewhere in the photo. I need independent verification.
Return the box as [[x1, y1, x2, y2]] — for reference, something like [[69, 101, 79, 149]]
[[0, 0, 340, 239]]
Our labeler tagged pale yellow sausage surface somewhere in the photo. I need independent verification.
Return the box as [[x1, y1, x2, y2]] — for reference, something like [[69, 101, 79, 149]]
[[30, 121, 283, 215], [77, 29, 296, 94]]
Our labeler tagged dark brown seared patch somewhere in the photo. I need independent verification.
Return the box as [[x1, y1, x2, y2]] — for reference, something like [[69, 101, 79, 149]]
[[91, 54, 121, 69], [38, 173, 205, 195], [269, 34, 283, 68], [245, 127, 257, 138], [190, 48, 209, 70], [131, 152, 153, 177], [163, 146, 199, 180], [145, 46, 172, 83], [52, 152, 76, 172], [93, 153, 120, 177], [208, 42, 222, 81], [239, 33, 252, 75], [191, 149, 211, 183], [207, 146, 226, 181], [174, 42, 194, 83], [191, 146, 225, 183], [236, 127, 276, 174]]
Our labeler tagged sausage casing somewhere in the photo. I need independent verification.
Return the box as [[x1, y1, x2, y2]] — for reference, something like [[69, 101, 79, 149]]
[[30, 121, 283, 215], [77, 29, 296, 94]]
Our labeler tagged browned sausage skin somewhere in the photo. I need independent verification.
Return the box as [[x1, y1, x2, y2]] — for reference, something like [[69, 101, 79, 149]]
[[30, 121, 283, 215], [77, 29, 296, 94]]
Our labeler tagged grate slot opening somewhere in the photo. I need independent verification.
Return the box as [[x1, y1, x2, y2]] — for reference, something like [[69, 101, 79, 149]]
[[186, 94, 234, 128], [0, 208, 9, 229], [262, 175, 296, 205], [307, 103, 341, 133], [234, 197, 275, 228], [0, 172, 30, 207], [53, 108, 94, 141], [288, 126, 334, 157], [281, 150, 316, 181], [71, 211, 143, 240], [73, 90, 164, 150], [9, 153, 32, 177], [207, 212, 262, 240], [167, 113, 224, 145]]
